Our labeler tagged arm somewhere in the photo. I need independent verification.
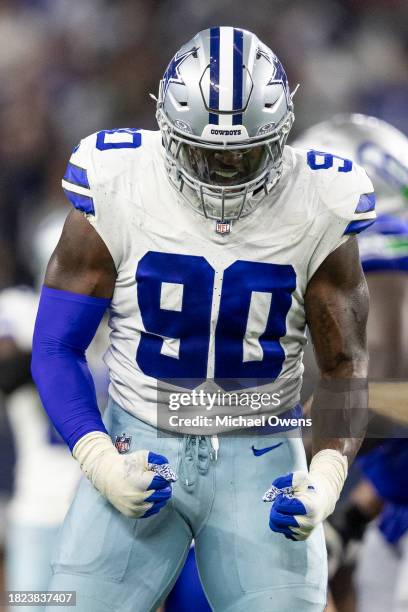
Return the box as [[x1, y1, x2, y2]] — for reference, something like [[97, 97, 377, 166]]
[[44, 208, 116, 298], [32, 210, 116, 448], [266, 237, 369, 540], [32, 210, 176, 517], [305, 235, 369, 464]]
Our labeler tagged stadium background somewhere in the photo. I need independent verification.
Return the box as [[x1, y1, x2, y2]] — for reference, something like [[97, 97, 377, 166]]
[[0, 1, 407, 611]]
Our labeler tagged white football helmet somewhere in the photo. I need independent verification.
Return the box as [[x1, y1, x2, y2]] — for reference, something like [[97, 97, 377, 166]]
[[156, 27, 295, 224], [293, 114, 408, 215]]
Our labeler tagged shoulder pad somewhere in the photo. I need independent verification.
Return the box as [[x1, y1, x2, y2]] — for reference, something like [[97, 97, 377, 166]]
[[60, 129, 160, 269], [61, 128, 151, 216], [305, 149, 376, 235], [61, 133, 97, 215]]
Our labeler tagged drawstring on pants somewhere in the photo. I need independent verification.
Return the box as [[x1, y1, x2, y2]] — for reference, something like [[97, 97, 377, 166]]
[[179, 434, 219, 492]]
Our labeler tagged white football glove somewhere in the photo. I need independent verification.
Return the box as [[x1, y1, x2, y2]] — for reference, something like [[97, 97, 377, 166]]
[[263, 449, 348, 541], [73, 432, 177, 518]]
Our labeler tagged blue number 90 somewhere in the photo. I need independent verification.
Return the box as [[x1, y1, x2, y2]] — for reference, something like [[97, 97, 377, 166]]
[[136, 252, 296, 390]]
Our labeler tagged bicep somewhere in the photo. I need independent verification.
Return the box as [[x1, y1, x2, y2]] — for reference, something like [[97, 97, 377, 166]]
[[45, 209, 116, 299], [305, 236, 369, 377]]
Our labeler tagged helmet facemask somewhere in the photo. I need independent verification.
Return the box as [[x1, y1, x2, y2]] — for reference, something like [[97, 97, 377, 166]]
[[158, 109, 294, 221]]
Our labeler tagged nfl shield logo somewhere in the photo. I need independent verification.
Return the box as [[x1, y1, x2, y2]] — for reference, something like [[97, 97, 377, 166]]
[[215, 220, 231, 235], [115, 433, 132, 454]]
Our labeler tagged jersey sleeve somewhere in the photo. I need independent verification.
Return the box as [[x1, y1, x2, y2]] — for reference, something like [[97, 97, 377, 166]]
[[61, 136, 96, 216], [61, 129, 143, 269], [306, 151, 376, 281]]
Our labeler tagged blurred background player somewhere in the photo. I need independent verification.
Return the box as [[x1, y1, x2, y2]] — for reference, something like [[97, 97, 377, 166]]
[[294, 114, 408, 381], [0, 210, 108, 612], [354, 439, 408, 612], [293, 114, 408, 611]]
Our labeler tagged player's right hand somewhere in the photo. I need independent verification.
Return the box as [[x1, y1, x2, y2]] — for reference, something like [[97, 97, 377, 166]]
[[73, 432, 177, 518]]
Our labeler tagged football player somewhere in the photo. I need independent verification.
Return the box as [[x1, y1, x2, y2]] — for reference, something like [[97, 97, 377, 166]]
[[32, 28, 376, 612]]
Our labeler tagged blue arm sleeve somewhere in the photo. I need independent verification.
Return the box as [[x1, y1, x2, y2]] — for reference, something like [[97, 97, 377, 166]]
[[31, 286, 111, 451]]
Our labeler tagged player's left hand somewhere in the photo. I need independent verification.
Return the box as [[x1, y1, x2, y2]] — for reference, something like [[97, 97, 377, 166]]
[[264, 471, 325, 540], [263, 449, 348, 541]]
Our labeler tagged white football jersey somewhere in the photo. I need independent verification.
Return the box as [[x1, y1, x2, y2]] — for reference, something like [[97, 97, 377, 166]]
[[62, 129, 375, 429]]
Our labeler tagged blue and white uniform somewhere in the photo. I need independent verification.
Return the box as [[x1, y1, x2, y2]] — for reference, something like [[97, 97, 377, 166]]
[[61, 131, 374, 425], [46, 130, 375, 612]]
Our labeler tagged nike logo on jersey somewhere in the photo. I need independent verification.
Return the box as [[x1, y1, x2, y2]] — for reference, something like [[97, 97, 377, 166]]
[[251, 442, 283, 456]]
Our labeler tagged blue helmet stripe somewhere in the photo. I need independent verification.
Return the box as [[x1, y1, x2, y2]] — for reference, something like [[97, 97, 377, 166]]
[[232, 28, 244, 125], [209, 27, 220, 125]]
